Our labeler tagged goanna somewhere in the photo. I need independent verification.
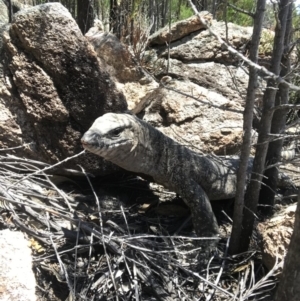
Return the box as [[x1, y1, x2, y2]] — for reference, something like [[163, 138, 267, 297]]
[[81, 112, 253, 238]]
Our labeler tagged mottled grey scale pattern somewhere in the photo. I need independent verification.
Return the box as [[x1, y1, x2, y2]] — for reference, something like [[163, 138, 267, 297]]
[[81, 113, 252, 237]]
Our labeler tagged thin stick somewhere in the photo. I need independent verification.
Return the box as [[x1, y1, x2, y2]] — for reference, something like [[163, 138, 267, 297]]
[[7, 150, 86, 190], [79, 165, 120, 301], [50, 235, 75, 298]]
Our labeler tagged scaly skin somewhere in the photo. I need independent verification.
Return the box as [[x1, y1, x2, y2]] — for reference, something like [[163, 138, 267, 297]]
[[81, 113, 252, 237]]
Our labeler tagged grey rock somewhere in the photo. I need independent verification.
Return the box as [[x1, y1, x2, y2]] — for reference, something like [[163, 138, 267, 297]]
[[86, 32, 145, 83], [133, 22, 265, 156], [0, 229, 36, 301], [257, 204, 296, 270], [157, 20, 253, 64], [148, 12, 212, 46], [0, 1, 8, 24], [135, 78, 245, 155], [0, 3, 127, 174]]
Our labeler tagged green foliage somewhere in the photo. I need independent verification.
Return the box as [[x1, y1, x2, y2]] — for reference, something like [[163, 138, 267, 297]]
[[217, 0, 256, 26], [163, 0, 194, 23], [292, 5, 300, 39], [178, 7, 193, 20]]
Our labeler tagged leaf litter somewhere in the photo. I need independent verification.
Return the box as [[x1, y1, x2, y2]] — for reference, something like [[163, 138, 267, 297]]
[[0, 150, 283, 301]]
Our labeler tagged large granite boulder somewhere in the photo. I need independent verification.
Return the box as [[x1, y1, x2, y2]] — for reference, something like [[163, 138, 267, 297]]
[[257, 204, 296, 270], [0, 229, 36, 301], [0, 0, 8, 24], [86, 31, 146, 83], [0, 3, 127, 174], [148, 12, 212, 46], [134, 77, 244, 154], [125, 16, 270, 154]]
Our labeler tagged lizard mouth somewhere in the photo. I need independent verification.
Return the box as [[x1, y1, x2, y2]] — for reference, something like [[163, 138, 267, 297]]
[[81, 139, 96, 149], [81, 138, 129, 153], [81, 131, 104, 150]]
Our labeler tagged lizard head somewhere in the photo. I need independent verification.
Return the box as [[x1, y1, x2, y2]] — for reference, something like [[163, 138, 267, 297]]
[[81, 113, 139, 161]]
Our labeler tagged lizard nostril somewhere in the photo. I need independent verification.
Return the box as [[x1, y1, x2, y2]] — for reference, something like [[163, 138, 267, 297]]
[[82, 131, 94, 142]]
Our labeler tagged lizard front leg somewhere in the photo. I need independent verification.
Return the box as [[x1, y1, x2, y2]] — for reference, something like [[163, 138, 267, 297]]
[[178, 179, 220, 238]]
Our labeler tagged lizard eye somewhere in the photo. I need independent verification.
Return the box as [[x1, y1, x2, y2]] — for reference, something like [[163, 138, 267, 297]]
[[110, 128, 123, 137]]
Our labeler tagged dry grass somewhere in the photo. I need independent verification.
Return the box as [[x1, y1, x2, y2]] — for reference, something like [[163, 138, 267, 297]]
[[0, 150, 283, 301]]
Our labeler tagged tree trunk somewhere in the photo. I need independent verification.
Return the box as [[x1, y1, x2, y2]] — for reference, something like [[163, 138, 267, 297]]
[[110, 0, 119, 35], [149, 0, 156, 34], [274, 194, 300, 301], [176, 0, 182, 20], [156, 0, 160, 32], [239, 0, 291, 252], [211, 0, 217, 17], [7, 0, 12, 22], [259, 1, 293, 214], [77, 0, 94, 34], [228, 0, 266, 255], [161, 0, 166, 28], [129, 0, 135, 44], [192, 0, 206, 11]]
